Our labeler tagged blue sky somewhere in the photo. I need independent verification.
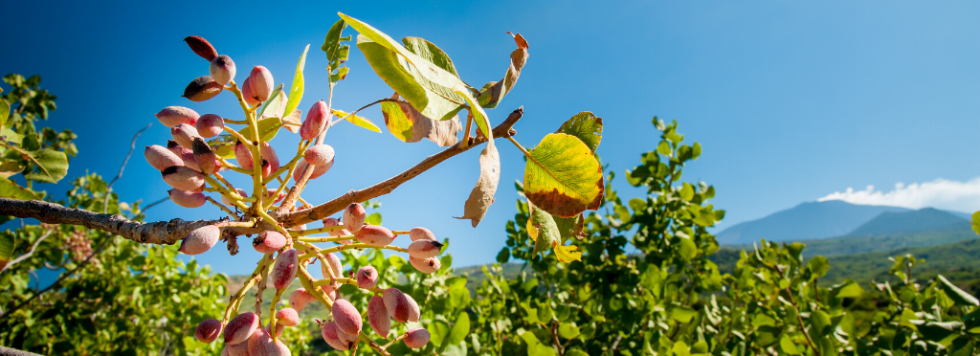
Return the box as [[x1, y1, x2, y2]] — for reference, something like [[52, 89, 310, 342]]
[[4, 1, 980, 276]]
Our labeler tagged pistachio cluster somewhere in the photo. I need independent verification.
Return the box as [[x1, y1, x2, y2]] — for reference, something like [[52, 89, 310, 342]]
[[146, 35, 439, 355]]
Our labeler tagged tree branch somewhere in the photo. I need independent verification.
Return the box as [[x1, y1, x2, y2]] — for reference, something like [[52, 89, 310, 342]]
[[0, 107, 524, 246], [104, 123, 151, 214], [280, 107, 523, 227]]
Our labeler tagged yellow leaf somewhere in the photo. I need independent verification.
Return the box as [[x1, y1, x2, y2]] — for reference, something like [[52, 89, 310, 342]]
[[555, 245, 582, 263]]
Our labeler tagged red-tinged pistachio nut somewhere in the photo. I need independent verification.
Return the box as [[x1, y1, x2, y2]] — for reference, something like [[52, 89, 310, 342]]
[[407, 240, 444, 259], [171, 123, 200, 149], [404, 328, 431, 349], [167, 140, 191, 156], [322, 218, 352, 244], [223, 312, 259, 345], [270, 249, 299, 290], [304, 144, 335, 167], [260, 159, 272, 179], [357, 266, 379, 289], [195, 319, 222, 343], [343, 203, 367, 233], [247, 328, 278, 356], [354, 225, 395, 247], [331, 299, 362, 335], [144, 145, 183, 171], [288, 288, 314, 311], [292, 160, 330, 182], [300, 100, 330, 140], [368, 295, 391, 339], [383, 288, 420, 323], [184, 36, 218, 61], [320, 252, 344, 279], [209, 55, 236, 86], [183, 75, 223, 102], [179, 225, 220, 255], [253, 231, 286, 254], [223, 341, 249, 356], [222, 188, 247, 206], [264, 189, 285, 204], [410, 256, 442, 274], [267, 323, 284, 338], [247, 66, 274, 103], [409, 227, 437, 242], [260, 142, 279, 172], [162, 166, 204, 191], [234, 141, 253, 170], [169, 189, 206, 208], [180, 152, 201, 172], [321, 321, 352, 351], [155, 106, 199, 127], [196, 114, 225, 138], [275, 308, 300, 326], [192, 137, 218, 174], [241, 78, 260, 106]]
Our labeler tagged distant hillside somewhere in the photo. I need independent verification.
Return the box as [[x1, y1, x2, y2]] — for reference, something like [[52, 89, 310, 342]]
[[716, 201, 909, 244], [848, 208, 969, 236]]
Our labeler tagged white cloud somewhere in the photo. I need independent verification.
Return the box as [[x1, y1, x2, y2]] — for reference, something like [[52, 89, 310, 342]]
[[817, 177, 980, 213]]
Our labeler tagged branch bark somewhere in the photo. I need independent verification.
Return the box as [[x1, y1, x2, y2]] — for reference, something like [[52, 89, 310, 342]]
[[0, 107, 524, 246]]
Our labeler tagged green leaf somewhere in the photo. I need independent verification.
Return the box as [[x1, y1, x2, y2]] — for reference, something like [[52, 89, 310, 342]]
[[780, 334, 801, 355], [1, 126, 23, 144], [239, 117, 284, 142], [23, 148, 68, 183], [558, 323, 580, 339], [256, 84, 286, 120], [365, 212, 382, 226], [523, 133, 604, 218], [938, 275, 980, 306], [972, 211, 980, 236], [0, 231, 15, 270], [670, 306, 697, 323], [380, 100, 460, 146], [444, 313, 470, 346], [676, 235, 697, 261], [280, 44, 309, 123], [0, 159, 24, 178], [557, 112, 602, 153], [402, 37, 459, 77], [834, 280, 864, 299], [0, 100, 8, 128], [807, 256, 830, 280], [322, 19, 351, 78], [21, 133, 39, 151], [529, 203, 561, 256], [0, 179, 38, 200], [332, 109, 381, 133]]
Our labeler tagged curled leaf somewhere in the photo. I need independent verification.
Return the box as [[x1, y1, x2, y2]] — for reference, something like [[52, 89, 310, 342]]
[[557, 112, 603, 153], [555, 245, 582, 263], [332, 109, 381, 133], [478, 32, 529, 108], [456, 142, 499, 227]]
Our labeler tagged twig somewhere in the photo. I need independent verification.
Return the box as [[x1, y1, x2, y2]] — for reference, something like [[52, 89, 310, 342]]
[[141, 196, 168, 212], [104, 123, 151, 214], [1, 228, 53, 273], [0, 233, 112, 318]]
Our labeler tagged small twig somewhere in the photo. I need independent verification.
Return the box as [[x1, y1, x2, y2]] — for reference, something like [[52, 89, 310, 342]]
[[141, 197, 168, 212], [0, 233, 112, 318], [1, 228, 53, 273], [104, 123, 151, 214], [206, 197, 237, 217]]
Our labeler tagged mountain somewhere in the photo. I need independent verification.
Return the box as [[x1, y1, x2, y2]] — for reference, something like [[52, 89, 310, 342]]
[[848, 208, 970, 236], [715, 201, 909, 244]]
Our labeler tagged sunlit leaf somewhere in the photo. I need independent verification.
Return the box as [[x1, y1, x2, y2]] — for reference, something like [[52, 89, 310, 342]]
[[529, 203, 560, 256], [402, 37, 459, 77], [0, 178, 38, 200], [281, 44, 309, 123], [524, 133, 603, 218], [555, 245, 581, 263], [280, 109, 302, 133], [380, 100, 460, 146], [23, 148, 68, 183], [0, 159, 24, 178], [0, 101, 9, 128], [557, 112, 602, 153], [239, 117, 284, 142], [322, 19, 351, 82], [257, 84, 286, 119], [0, 233, 13, 271], [445, 313, 470, 346], [332, 109, 381, 133], [938, 275, 980, 306]]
